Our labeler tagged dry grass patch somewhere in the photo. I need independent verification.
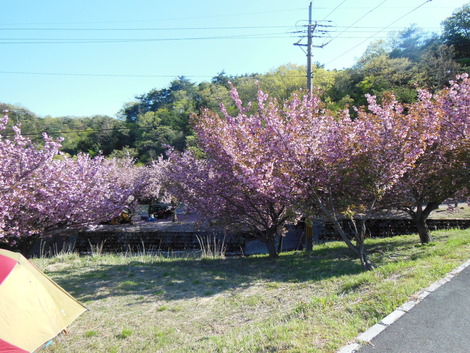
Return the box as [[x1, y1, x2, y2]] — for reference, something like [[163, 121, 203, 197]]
[[429, 203, 470, 219]]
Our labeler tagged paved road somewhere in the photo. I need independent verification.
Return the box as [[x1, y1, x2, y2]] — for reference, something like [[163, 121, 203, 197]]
[[356, 264, 470, 353]]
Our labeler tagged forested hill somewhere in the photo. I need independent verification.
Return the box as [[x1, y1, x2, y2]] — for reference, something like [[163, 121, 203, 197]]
[[1, 5, 469, 164]]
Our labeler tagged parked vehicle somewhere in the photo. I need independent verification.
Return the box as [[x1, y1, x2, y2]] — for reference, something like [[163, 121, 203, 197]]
[[148, 203, 175, 219]]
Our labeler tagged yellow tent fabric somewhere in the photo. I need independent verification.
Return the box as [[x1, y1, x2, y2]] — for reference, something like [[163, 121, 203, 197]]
[[0, 249, 87, 353]]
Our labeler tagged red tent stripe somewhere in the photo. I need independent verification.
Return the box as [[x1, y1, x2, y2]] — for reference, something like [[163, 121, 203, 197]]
[[0, 254, 16, 286], [0, 339, 28, 353]]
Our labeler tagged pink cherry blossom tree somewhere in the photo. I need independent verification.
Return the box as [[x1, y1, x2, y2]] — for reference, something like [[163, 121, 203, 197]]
[[266, 89, 432, 270], [136, 156, 172, 217], [0, 111, 62, 245], [166, 87, 299, 258], [0, 112, 140, 251], [383, 73, 470, 243], [167, 85, 432, 268], [45, 154, 137, 227]]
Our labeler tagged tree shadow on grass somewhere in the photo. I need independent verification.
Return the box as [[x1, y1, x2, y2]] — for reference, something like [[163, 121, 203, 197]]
[[46, 236, 436, 304], [365, 235, 446, 268], [48, 247, 363, 303], [366, 236, 419, 253]]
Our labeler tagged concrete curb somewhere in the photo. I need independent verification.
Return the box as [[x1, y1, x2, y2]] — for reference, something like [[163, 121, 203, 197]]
[[336, 259, 470, 353]]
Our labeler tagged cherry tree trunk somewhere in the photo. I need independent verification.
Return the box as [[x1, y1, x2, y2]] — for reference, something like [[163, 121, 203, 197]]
[[357, 240, 375, 271], [412, 201, 439, 244], [265, 232, 279, 258], [416, 215, 431, 244]]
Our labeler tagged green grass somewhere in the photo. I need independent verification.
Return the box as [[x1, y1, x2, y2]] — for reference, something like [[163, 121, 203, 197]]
[[117, 329, 132, 339], [34, 228, 470, 353], [84, 330, 97, 338]]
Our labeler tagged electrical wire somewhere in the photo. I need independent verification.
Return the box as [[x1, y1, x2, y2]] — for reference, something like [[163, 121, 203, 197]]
[[2, 126, 135, 138], [0, 25, 291, 31], [0, 28, 294, 45], [0, 2, 448, 83], [322, 0, 348, 20], [0, 71, 311, 79], [325, 0, 388, 45], [0, 37, 291, 44], [0, 22, 442, 45], [1, 124, 196, 139], [0, 71, 212, 78], [1, 7, 306, 27], [325, 0, 433, 66]]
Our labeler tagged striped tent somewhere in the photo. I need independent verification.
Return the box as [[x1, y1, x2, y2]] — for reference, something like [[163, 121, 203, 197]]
[[0, 249, 86, 353]]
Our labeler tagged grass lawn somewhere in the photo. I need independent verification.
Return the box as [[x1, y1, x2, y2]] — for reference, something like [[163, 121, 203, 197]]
[[429, 203, 470, 219], [33, 228, 470, 353]]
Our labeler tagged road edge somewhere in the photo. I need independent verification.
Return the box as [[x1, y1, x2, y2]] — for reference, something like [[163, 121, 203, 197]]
[[336, 258, 470, 353]]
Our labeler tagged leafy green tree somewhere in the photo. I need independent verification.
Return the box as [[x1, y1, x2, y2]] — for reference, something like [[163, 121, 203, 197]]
[[418, 44, 462, 91], [354, 40, 390, 69], [210, 71, 232, 87], [442, 4, 470, 65], [196, 80, 232, 112], [0, 104, 42, 138], [390, 25, 429, 62], [120, 77, 199, 161], [134, 111, 185, 162], [229, 75, 260, 108], [258, 64, 306, 101], [123, 76, 197, 122], [356, 54, 420, 103], [328, 69, 362, 109], [257, 63, 338, 102], [108, 146, 139, 160], [329, 41, 398, 108], [335, 49, 422, 108]]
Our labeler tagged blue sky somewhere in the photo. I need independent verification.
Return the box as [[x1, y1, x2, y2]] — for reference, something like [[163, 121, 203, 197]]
[[0, 0, 467, 118]]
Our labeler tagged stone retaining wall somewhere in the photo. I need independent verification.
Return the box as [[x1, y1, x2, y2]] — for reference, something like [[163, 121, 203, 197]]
[[32, 218, 470, 257]]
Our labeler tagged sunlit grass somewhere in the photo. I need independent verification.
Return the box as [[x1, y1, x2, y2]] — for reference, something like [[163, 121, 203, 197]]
[[429, 204, 470, 219], [35, 228, 470, 353]]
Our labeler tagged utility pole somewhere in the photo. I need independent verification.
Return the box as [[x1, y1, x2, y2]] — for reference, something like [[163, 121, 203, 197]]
[[294, 2, 316, 93], [292, 2, 331, 252], [294, 2, 316, 251], [306, 1, 313, 93]]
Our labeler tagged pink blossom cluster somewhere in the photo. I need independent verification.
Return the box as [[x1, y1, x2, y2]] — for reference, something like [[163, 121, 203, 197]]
[[384, 74, 470, 243], [166, 74, 469, 263], [440, 73, 469, 145], [136, 156, 172, 203], [0, 114, 142, 245], [166, 87, 301, 257]]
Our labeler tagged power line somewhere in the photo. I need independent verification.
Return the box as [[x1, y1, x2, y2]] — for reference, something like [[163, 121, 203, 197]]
[[325, 0, 388, 46], [326, 0, 433, 66], [0, 25, 290, 31], [0, 28, 439, 45], [0, 7, 307, 27], [0, 71, 311, 80], [0, 71, 213, 78], [0, 32, 293, 45], [334, 25, 440, 30], [0, 24, 443, 45], [0, 24, 442, 32], [0, 65, 321, 79], [1, 125, 157, 139], [322, 0, 348, 20]]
